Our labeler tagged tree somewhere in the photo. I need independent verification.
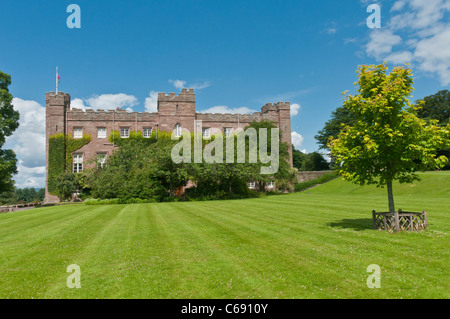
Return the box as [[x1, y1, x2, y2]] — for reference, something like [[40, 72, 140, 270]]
[[416, 90, 450, 170], [416, 90, 449, 125], [55, 172, 78, 201], [316, 90, 449, 152], [315, 106, 356, 150], [292, 148, 330, 171], [329, 63, 450, 214], [0, 71, 20, 192], [301, 152, 330, 171]]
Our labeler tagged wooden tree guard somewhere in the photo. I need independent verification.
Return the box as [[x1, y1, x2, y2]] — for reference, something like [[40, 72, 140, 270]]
[[372, 209, 428, 232]]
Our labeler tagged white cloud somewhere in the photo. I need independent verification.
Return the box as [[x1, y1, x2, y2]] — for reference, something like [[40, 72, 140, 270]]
[[344, 38, 357, 44], [414, 27, 450, 85], [365, 30, 402, 59], [169, 79, 211, 91], [144, 90, 159, 113], [385, 50, 414, 64], [291, 131, 304, 150], [168, 79, 187, 90], [290, 103, 301, 117], [326, 28, 337, 34], [72, 93, 138, 111], [365, 0, 450, 85], [13, 161, 46, 188], [4, 98, 46, 188], [201, 105, 256, 114], [391, 1, 406, 12]]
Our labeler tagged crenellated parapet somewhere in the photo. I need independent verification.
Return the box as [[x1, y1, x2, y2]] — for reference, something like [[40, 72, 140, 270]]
[[67, 108, 158, 121], [158, 88, 195, 103]]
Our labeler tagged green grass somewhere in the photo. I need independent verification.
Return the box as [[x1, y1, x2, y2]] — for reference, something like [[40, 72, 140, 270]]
[[0, 172, 449, 298]]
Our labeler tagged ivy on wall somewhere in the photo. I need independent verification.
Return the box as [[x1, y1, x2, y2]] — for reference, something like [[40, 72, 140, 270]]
[[108, 130, 173, 147], [47, 133, 92, 194]]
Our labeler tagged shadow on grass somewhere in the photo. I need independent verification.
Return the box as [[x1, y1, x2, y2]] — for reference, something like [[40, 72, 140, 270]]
[[327, 218, 373, 231]]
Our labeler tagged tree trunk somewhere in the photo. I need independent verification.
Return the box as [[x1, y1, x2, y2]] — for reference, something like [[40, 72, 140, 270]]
[[387, 180, 395, 214]]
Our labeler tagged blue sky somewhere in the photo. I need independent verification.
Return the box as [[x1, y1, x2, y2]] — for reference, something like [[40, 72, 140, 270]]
[[1, 0, 449, 188]]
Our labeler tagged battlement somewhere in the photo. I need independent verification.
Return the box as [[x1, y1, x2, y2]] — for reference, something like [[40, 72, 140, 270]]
[[261, 101, 290, 113], [67, 107, 158, 121], [158, 88, 195, 102]]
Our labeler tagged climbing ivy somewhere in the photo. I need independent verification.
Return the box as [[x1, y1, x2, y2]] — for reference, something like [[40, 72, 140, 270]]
[[108, 129, 172, 147], [47, 133, 92, 194]]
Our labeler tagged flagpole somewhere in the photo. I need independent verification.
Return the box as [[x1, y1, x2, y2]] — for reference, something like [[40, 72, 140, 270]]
[[56, 66, 59, 94]]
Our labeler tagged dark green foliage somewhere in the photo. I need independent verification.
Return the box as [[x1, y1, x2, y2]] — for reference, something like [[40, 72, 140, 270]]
[[47, 133, 91, 194], [292, 148, 330, 171], [0, 149, 18, 193], [0, 188, 45, 205], [294, 172, 338, 192], [315, 106, 356, 150], [0, 190, 17, 205], [416, 90, 450, 169], [0, 71, 20, 192], [55, 172, 78, 202], [81, 120, 296, 202], [416, 90, 450, 125], [86, 135, 186, 202], [301, 152, 330, 171]]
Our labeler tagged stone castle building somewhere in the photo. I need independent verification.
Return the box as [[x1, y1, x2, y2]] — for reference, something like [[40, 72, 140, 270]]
[[45, 89, 293, 202]]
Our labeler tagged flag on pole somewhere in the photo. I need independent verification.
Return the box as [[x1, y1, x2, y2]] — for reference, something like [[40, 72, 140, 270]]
[[56, 67, 60, 94]]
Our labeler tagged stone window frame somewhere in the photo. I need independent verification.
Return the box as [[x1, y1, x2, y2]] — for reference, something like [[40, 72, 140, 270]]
[[224, 127, 232, 138], [143, 128, 152, 138], [248, 181, 256, 189], [174, 124, 182, 138], [268, 181, 275, 189], [97, 127, 107, 139], [120, 127, 130, 138], [73, 153, 83, 173], [97, 153, 107, 169], [202, 127, 211, 139], [73, 127, 83, 139]]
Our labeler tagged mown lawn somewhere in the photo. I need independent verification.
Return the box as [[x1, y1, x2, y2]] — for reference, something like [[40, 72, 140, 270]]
[[0, 172, 448, 298]]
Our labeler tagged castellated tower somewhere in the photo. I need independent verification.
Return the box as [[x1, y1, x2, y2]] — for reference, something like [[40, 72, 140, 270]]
[[157, 88, 196, 132], [260, 101, 293, 167], [44, 88, 293, 203], [45, 92, 71, 203]]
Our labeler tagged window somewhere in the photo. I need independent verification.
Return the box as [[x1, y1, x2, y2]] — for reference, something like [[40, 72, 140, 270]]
[[174, 124, 181, 138], [73, 154, 83, 173], [74, 128, 83, 139], [202, 128, 211, 139], [248, 181, 256, 189], [268, 181, 275, 189], [120, 128, 129, 138], [224, 128, 232, 138], [143, 128, 152, 138], [97, 128, 107, 139], [97, 153, 107, 168]]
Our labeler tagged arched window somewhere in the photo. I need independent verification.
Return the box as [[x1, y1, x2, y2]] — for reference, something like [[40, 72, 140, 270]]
[[174, 124, 181, 138]]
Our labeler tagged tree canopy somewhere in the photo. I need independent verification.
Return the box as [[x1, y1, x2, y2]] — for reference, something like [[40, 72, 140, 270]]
[[329, 63, 450, 214], [0, 71, 20, 193], [416, 90, 450, 125]]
